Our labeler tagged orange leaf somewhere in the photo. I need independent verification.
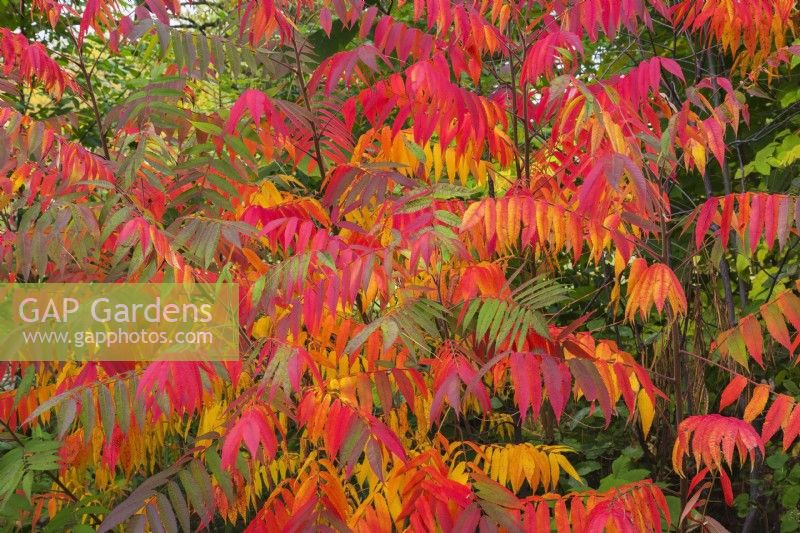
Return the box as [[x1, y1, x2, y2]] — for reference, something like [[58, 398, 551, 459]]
[[761, 301, 791, 351], [743, 385, 769, 423], [739, 314, 764, 367]]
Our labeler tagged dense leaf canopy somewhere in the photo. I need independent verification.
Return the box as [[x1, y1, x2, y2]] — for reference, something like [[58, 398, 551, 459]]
[[1, 0, 800, 530]]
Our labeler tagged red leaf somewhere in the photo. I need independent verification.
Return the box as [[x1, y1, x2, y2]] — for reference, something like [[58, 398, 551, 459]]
[[719, 375, 748, 412], [673, 415, 764, 476], [703, 117, 726, 167], [542, 355, 571, 422], [718, 468, 734, 506], [568, 358, 612, 426], [221, 405, 278, 468], [368, 416, 407, 462], [554, 498, 569, 533], [749, 194, 764, 254], [688, 466, 709, 494], [659, 57, 685, 81], [783, 404, 800, 451], [762, 394, 793, 442], [720, 194, 734, 248], [78, 0, 98, 46], [320, 7, 333, 36], [695, 197, 718, 249], [144, 0, 170, 24], [519, 29, 584, 85]]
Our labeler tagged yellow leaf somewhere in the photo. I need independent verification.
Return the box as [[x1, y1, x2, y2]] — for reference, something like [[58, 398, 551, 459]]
[[601, 110, 627, 154], [637, 388, 655, 437], [197, 401, 226, 446], [445, 147, 457, 183], [497, 447, 509, 487], [548, 453, 560, 488], [689, 140, 707, 175], [555, 453, 582, 483], [532, 447, 550, 490], [251, 316, 271, 339], [457, 151, 469, 184], [250, 180, 283, 207], [509, 446, 524, 493], [433, 144, 443, 180]]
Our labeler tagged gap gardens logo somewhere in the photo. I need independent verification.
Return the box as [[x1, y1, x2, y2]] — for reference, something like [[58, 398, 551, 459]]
[[0, 284, 239, 361]]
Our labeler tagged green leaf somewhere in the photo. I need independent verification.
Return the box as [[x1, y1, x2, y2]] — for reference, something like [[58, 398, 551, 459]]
[[13, 366, 36, 409], [189, 460, 214, 517], [202, 222, 222, 268], [205, 447, 234, 503], [178, 469, 203, 516], [345, 318, 383, 355], [114, 380, 131, 434], [528, 310, 550, 338], [167, 481, 192, 533], [783, 486, 800, 508], [208, 158, 247, 185], [22, 390, 74, 426], [21, 471, 32, 501], [155, 493, 179, 533], [98, 385, 115, 444], [404, 139, 427, 163], [100, 206, 135, 243], [434, 209, 463, 227], [56, 397, 77, 439], [190, 121, 222, 136], [476, 299, 499, 339]]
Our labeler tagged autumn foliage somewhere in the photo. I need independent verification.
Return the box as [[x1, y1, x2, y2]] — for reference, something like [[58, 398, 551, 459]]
[[1, 0, 800, 531]]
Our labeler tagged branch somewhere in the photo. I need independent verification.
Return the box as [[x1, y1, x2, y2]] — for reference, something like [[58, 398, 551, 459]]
[[730, 100, 800, 147], [67, 31, 111, 160], [290, 35, 327, 179]]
